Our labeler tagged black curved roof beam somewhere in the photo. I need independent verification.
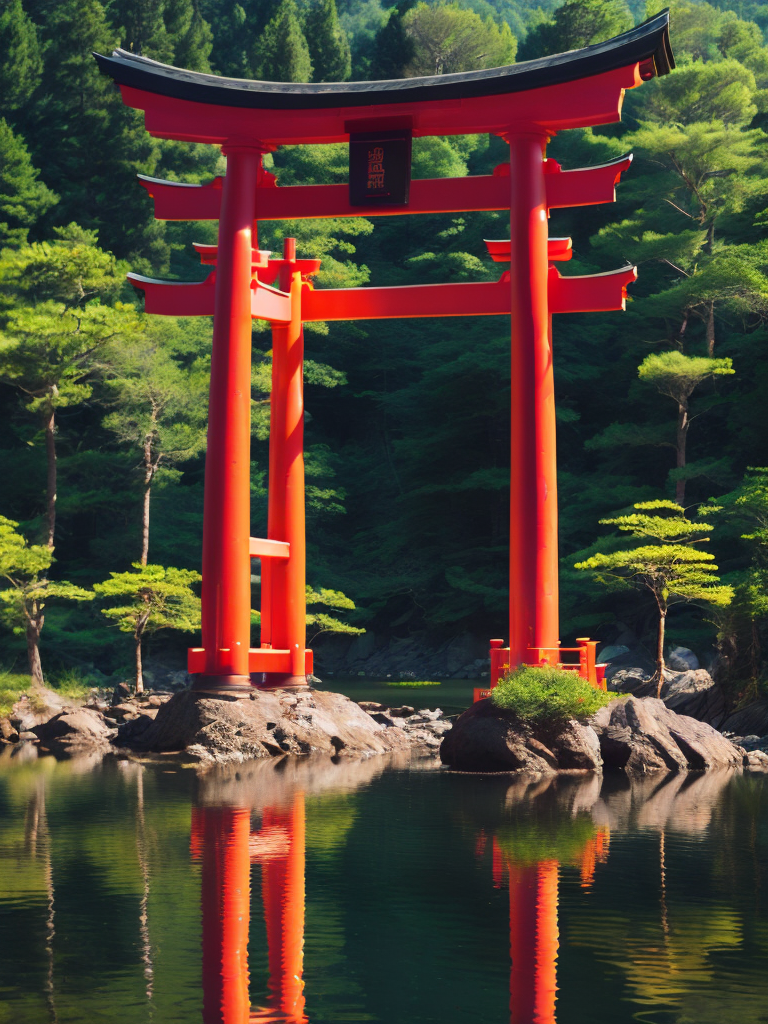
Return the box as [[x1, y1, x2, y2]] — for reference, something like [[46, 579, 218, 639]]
[[94, 10, 672, 112]]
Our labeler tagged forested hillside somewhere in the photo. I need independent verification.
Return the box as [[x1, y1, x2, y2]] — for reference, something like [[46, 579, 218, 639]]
[[1, 0, 767, 699]]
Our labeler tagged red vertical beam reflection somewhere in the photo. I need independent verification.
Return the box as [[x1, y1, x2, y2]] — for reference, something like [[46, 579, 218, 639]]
[[508, 861, 559, 1024], [257, 795, 307, 1024], [200, 807, 252, 1024]]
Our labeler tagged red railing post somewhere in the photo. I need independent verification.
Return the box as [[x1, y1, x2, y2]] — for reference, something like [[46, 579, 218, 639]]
[[576, 637, 598, 686], [489, 638, 507, 688], [197, 143, 263, 688]]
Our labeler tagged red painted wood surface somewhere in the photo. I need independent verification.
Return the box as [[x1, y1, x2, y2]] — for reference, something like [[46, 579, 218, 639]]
[[198, 145, 262, 683], [119, 64, 640, 146], [136, 156, 633, 221]]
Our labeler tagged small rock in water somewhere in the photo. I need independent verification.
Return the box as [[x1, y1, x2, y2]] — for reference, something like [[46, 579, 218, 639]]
[[358, 701, 389, 713], [388, 706, 415, 718], [743, 749, 768, 771]]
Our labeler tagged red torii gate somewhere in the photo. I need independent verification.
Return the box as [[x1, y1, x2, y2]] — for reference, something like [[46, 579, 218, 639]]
[[95, 12, 673, 691]]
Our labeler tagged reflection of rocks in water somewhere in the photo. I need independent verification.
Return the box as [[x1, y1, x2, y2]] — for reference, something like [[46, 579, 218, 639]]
[[196, 751, 407, 810], [596, 770, 737, 835], [453, 769, 739, 847]]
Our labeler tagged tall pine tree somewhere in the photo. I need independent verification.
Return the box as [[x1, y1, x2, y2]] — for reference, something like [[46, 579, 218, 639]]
[[0, 0, 42, 112], [0, 119, 56, 246], [370, 1, 415, 79], [305, 0, 350, 82], [252, 0, 312, 82]]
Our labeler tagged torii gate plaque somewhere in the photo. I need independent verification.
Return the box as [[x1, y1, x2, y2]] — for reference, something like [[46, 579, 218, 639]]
[[95, 11, 674, 691]]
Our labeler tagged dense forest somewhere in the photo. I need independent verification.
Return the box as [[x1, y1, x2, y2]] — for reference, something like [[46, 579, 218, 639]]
[[1, 0, 767, 700]]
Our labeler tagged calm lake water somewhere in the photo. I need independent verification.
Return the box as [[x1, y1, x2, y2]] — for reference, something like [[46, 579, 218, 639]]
[[0, 748, 766, 1024]]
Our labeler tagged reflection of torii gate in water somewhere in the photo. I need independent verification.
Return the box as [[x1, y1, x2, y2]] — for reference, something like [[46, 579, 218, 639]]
[[192, 797, 308, 1024], [481, 828, 610, 1023], [95, 13, 674, 691], [192, 795, 610, 1024]]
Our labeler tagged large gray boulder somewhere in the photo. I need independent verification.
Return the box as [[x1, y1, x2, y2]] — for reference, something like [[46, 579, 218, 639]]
[[661, 669, 727, 728], [591, 697, 742, 773], [10, 686, 68, 734], [32, 707, 114, 757], [608, 664, 727, 729], [666, 646, 700, 671], [722, 699, 768, 740], [439, 699, 602, 773], [125, 687, 416, 764]]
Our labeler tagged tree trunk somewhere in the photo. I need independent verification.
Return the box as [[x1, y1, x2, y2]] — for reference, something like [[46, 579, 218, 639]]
[[705, 300, 715, 357], [675, 400, 689, 505], [135, 630, 144, 694], [26, 610, 44, 685], [141, 436, 153, 566], [655, 609, 667, 699], [44, 400, 57, 551]]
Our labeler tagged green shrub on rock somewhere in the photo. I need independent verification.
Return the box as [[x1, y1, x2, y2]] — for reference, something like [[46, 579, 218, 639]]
[[490, 666, 613, 724]]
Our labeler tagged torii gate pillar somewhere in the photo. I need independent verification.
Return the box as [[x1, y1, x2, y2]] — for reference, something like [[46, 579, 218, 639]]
[[200, 144, 263, 686], [507, 132, 559, 666]]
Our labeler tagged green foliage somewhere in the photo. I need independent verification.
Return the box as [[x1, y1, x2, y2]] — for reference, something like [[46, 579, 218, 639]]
[[0, 0, 42, 111], [93, 563, 200, 636], [519, 0, 632, 60], [369, 2, 415, 79], [638, 351, 735, 403], [495, 814, 597, 867], [0, 669, 29, 716], [402, 2, 516, 76], [386, 679, 441, 686], [0, 516, 93, 681], [305, 0, 351, 81], [491, 665, 613, 723], [0, 119, 56, 247], [252, 0, 313, 81], [575, 501, 733, 608], [576, 501, 733, 684], [306, 585, 365, 639]]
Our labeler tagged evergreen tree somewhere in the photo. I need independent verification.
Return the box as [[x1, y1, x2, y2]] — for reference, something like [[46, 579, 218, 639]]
[[638, 352, 735, 504], [519, 0, 633, 60], [114, 0, 174, 62], [205, 0, 251, 76], [370, 0, 416, 79], [93, 563, 200, 692], [172, 0, 213, 70], [0, 515, 93, 683], [0, 226, 139, 551], [252, 0, 312, 82], [575, 501, 733, 693], [402, 2, 516, 76], [0, 0, 43, 113], [25, 0, 165, 264], [101, 327, 208, 566], [305, 0, 350, 82], [0, 119, 57, 247]]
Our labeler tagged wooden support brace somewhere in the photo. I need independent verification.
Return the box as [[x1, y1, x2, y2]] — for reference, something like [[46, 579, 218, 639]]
[[249, 538, 290, 559], [136, 155, 634, 223]]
